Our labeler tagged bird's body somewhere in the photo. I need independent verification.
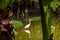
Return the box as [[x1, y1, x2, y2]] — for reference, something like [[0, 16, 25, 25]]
[[24, 23, 31, 29], [24, 19, 32, 29]]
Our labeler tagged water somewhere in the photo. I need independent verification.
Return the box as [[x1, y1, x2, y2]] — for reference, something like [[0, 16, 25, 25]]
[[15, 21, 43, 40], [14, 17, 60, 40]]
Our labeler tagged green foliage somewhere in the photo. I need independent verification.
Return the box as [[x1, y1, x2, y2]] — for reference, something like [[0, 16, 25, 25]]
[[13, 29, 18, 36], [13, 0, 21, 3], [43, 0, 58, 11], [39, 0, 49, 40], [12, 20, 23, 28], [42, 0, 53, 6], [0, 0, 21, 9], [43, 0, 58, 37], [0, 0, 12, 9], [39, 0, 58, 40], [43, 5, 52, 34], [12, 20, 23, 36], [51, 0, 58, 11]]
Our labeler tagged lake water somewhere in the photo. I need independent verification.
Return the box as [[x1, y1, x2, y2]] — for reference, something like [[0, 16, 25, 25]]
[[14, 17, 60, 40], [15, 21, 43, 40]]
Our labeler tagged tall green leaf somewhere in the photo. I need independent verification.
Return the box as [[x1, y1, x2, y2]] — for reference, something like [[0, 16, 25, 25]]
[[0, 0, 12, 9], [13, 0, 21, 3], [0, 0, 21, 9]]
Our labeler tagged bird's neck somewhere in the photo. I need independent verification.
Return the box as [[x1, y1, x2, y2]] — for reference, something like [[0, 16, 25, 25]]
[[29, 21, 31, 24]]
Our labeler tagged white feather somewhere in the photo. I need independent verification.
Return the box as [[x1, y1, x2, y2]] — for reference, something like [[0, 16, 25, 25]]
[[24, 19, 32, 29], [24, 23, 31, 29]]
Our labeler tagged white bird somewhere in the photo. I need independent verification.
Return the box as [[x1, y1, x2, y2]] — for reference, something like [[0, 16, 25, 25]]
[[24, 29, 31, 38], [24, 19, 32, 29]]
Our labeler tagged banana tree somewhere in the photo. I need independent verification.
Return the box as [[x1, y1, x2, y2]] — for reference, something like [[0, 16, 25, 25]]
[[38, 0, 58, 40]]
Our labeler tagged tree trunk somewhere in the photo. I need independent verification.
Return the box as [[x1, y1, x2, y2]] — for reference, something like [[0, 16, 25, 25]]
[[17, 7, 20, 20], [0, 8, 14, 40], [38, 0, 49, 40]]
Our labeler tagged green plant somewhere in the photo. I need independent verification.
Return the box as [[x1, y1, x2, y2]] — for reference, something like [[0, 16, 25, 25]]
[[13, 29, 18, 36], [0, 0, 12, 9], [12, 20, 23, 36], [12, 20, 23, 28], [0, 0, 21, 9], [39, 0, 58, 40]]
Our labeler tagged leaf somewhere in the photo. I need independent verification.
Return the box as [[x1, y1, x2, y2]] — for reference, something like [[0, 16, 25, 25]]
[[0, 0, 21, 9], [13, 29, 18, 36], [50, 0, 58, 11], [0, 0, 12, 9], [42, 0, 54, 6], [12, 20, 23, 28], [13, 0, 21, 3]]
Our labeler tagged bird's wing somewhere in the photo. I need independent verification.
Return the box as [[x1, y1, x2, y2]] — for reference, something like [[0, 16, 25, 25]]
[[24, 24, 31, 28]]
